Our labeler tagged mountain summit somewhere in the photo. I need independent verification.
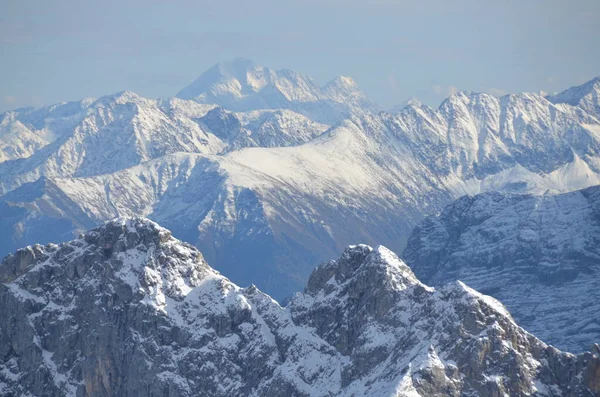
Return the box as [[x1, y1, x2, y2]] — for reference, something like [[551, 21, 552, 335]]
[[548, 76, 600, 116], [176, 59, 377, 123]]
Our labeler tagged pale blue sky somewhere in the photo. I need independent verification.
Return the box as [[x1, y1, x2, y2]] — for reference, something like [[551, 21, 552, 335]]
[[1, 0, 599, 112]]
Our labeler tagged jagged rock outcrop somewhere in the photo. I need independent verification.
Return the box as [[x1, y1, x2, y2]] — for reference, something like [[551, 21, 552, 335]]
[[1, 218, 598, 396], [402, 185, 600, 353]]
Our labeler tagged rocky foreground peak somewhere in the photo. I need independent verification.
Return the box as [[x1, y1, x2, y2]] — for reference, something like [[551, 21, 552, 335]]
[[1, 218, 599, 396]]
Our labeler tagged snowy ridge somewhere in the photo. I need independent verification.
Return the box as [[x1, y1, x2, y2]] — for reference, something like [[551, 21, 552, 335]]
[[0, 89, 333, 195], [1, 68, 600, 300], [548, 77, 600, 117], [0, 218, 598, 396]]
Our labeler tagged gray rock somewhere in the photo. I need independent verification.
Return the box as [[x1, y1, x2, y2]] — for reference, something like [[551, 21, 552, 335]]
[[403, 185, 600, 353]]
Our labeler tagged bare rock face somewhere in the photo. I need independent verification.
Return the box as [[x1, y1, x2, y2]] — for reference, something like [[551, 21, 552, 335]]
[[1, 218, 598, 396], [291, 245, 599, 396], [403, 185, 600, 353]]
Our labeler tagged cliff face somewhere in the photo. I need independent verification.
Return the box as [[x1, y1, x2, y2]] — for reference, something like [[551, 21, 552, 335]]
[[403, 185, 600, 353]]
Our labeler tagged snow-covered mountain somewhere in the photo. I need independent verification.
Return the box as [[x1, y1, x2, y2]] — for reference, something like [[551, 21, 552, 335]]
[[176, 58, 378, 124], [402, 185, 600, 353], [1, 68, 600, 300], [548, 77, 600, 117], [388, 97, 423, 113], [0, 92, 219, 194], [1, 218, 598, 396], [0, 91, 331, 195]]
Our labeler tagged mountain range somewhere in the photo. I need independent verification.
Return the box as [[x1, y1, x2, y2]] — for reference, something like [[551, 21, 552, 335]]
[[1, 59, 600, 304], [1, 218, 598, 396]]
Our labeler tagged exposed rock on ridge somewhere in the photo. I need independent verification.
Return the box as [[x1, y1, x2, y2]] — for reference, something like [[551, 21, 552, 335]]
[[1, 218, 598, 396]]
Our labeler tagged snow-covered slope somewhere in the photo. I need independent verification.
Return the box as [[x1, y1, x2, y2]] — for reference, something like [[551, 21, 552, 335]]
[[176, 58, 378, 124], [0, 119, 458, 299], [403, 185, 600, 353], [1, 218, 598, 396], [0, 114, 49, 162], [230, 108, 329, 150], [0, 92, 222, 194], [0, 91, 332, 195], [548, 77, 600, 117]]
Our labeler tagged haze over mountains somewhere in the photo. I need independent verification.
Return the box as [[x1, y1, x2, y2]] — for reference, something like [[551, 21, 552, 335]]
[[1, 58, 600, 304], [175, 58, 377, 124]]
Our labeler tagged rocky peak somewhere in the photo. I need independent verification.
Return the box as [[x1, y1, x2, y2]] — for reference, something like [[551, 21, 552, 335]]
[[83, 217, 171, 253], [199, 106, 243, 141], [304, 244, 372, 294], [304, 245, 420, 297], [293, 245, 426, 356], [81, 217, 217, 304]]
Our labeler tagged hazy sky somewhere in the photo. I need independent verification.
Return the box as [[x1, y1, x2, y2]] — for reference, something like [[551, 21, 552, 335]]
[[1, 0, 599, 112]]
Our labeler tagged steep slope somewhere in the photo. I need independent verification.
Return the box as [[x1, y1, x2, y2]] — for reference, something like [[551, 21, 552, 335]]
[[0, 114, 49, 162], [0, 176, 95, 257], [2, 118, 455, 299], [0, 92, 332, 195], [176, 58, 378, 124], [548, 77, 600, 118], [1, 218, 598, 396], [230, 108, 329, 150], [0, 92, 223, 194], [402, 185, 600, 353]]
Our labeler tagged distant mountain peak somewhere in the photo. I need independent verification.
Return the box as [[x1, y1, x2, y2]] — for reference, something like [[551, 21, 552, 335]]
[[92, 90, 146, 107], [175, 59, 377, 122], [547, 76, 600, 114], [388, 97, 423, 113], [324, 75, 358, 89]]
